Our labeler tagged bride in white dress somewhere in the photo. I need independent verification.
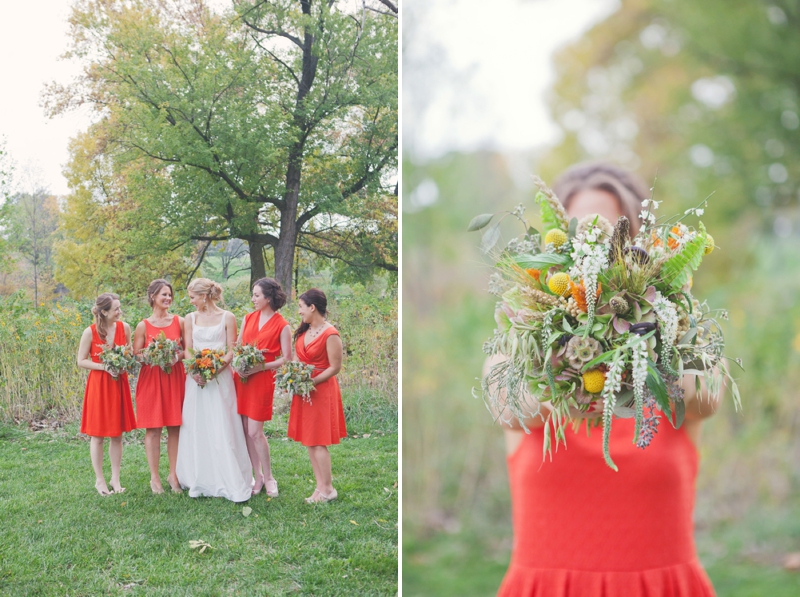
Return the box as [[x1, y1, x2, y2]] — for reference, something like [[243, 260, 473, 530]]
[[176, 278, 251, 502]]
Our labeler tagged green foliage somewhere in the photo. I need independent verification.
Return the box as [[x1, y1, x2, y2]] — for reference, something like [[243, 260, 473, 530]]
[[534, 191, 566, 232], [659, 223, 708, 294], [48, 0, 398, 293]]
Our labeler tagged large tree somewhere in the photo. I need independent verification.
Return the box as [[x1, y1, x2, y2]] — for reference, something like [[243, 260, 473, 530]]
[[47, 0, 397, 294]]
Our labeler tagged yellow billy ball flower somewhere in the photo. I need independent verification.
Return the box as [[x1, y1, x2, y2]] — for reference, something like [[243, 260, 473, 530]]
[[548, 272, 571, 297], [583, 368, 606, 394], [704, 234, 715, 255], [545, 228, 568, 248]]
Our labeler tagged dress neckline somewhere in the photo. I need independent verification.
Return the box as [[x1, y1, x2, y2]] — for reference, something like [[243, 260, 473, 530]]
[[192, 312, 225, 329]]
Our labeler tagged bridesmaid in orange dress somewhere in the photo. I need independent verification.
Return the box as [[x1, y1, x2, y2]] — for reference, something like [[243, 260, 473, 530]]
[[233, 277, 292, 497], [489, 163, 721, 596], [133, 279, 186, 494], [77, 293, 137, 496], [287, 288, 347, 503]]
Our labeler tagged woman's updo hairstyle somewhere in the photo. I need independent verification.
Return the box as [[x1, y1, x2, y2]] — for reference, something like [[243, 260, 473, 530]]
[[253, 277, 287, 311], [91, 292, 120, 342], [551, 162, 649, 236], [187, 277, 223, 305], [294, 288, 328, 340], [146, 279, 174, 307]]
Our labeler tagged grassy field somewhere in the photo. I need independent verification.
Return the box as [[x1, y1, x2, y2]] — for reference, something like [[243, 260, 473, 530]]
[[0, 417, 398, 596]]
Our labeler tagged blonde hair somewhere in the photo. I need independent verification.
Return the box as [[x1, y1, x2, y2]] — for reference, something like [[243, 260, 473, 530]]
[[91, 292, 120, 342], [187, 278, 223, 307], [552, 162, 649, 236]]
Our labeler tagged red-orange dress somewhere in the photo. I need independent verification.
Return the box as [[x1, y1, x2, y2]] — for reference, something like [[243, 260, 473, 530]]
[[134, 317, 186, 428], [287, 327, 347, 446], [80, 322, 137, 437], [234, 311, 288, 422], [498, 417, 715, 597]]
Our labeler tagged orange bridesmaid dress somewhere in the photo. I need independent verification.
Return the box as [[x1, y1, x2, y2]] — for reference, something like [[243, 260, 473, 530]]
[[234, 311, 288, 422], [498, 417, 715, 597], [134, 317, 186, 428], [80, 321, 137, 437], [287, 326, 347, 446]]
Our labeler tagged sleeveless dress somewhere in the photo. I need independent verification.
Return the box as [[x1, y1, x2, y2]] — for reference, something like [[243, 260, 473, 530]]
[[498, 417, 715, 597], [80, 322, 137, 437], [135, 317, 186, 428], [234, 310, 288, 422], [287, 327, 347, 446], [176, 313, 251, 502]]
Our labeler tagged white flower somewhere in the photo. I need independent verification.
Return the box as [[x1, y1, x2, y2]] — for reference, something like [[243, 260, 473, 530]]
[[695, 208, 704, 216]]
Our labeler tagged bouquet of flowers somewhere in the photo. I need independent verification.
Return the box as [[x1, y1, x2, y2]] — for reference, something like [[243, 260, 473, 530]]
[[275, 361, 317, 402], [470, 176, 741, 470], [141, 331, 182, 374], [231, 343, 266, 384], [183, 348, 227, 388], [99, 344, 139, 380]]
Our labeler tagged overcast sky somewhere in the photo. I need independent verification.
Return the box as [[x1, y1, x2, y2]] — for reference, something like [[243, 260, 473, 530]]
[[404, 0, 620, 159]]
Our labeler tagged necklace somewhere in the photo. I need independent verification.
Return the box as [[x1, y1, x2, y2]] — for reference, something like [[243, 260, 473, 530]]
[[307, 323, 326, 339]]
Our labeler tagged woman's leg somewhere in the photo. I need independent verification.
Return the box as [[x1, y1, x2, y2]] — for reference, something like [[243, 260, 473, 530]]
[[306, 445, 336, 501], [90, 436, 111, 496], [144, 428, 164, 493], [165, 426, 182, 492], [242, 416, 263, 492], [108, 435, 125, 494], [245, 417, 276, 495]]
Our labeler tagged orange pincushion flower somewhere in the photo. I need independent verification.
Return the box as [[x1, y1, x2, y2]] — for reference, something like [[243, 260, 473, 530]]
[[569, 280, 602, 313], [525, 268, 541, 282], [199, 357, 213, 368]]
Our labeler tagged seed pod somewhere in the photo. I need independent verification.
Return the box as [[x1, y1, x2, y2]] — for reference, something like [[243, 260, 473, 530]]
[[624, 246, 650, 265], [629, 322, 656, 336]]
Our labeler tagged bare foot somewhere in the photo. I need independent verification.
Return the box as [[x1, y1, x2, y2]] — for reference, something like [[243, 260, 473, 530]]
[[95, 480, 112, 497], [110, 480, 126, 494], [251, 475, 265, 496], [150, 479, 165, 494], [167, 474, 182, 493]]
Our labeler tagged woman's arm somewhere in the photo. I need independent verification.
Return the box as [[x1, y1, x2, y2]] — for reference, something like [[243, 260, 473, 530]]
[[222, 311, 237, 367], [312, 334, 343, 385], [123, 322, 132, 345], [183, 313, 194, 360], [77, 328, 104, 372], [681, 371, 723, 421], [133, 321, 147, 355], [263, 325, 292, 371]]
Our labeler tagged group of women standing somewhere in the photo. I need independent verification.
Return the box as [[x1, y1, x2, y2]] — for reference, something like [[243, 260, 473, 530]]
[[75, 277, 346, 504]]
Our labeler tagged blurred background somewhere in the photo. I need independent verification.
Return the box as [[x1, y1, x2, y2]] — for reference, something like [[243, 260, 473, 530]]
[[402, 0, 800, 595]]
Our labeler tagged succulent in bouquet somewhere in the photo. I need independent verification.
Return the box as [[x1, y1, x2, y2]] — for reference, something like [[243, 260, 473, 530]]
[[470, 176, 742, 470], [231, 343, 266, 384]]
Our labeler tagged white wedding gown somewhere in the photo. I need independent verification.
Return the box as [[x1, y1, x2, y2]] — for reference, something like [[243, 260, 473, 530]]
[[176, 314, 251, 502]]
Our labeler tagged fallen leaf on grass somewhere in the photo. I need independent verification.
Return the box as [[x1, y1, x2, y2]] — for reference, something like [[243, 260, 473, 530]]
[[783, 552, 800, 570], [393, 482, 398, 489], [120, 502, 127, 507], [242, 506, 252, 517], [188, 540, 213, 554], [349, 520, 358, 526], [362, 433, 371, 438], [383, 487, 391, 493]]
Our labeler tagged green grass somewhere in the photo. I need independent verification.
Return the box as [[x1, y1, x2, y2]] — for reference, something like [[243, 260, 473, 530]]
[[0, 422, 398, 596]]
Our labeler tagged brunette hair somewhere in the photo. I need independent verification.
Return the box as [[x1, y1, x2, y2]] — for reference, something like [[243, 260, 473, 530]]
[[187, 277, 223, 305], [551, 162, 649, 236], [294, 288, 328, 340], [253, 277, 287, 311], [146, 279, 174, 307], [91, 292, 120, 343]]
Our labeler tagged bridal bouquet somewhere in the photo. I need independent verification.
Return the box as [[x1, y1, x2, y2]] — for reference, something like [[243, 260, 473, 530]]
[[231, 343, 266, 384], [99, 343, 139, 380], [141, 332, 182, 374], [470, 176, 741, 470], [275, 361, 316, 402], [183, 348, 227, 388]]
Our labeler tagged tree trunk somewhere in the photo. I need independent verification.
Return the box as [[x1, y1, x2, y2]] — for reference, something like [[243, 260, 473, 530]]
[[249, 240, 267, 290]]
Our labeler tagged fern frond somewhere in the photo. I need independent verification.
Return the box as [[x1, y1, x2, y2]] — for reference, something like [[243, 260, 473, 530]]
[[659, 222, 707, 294]]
